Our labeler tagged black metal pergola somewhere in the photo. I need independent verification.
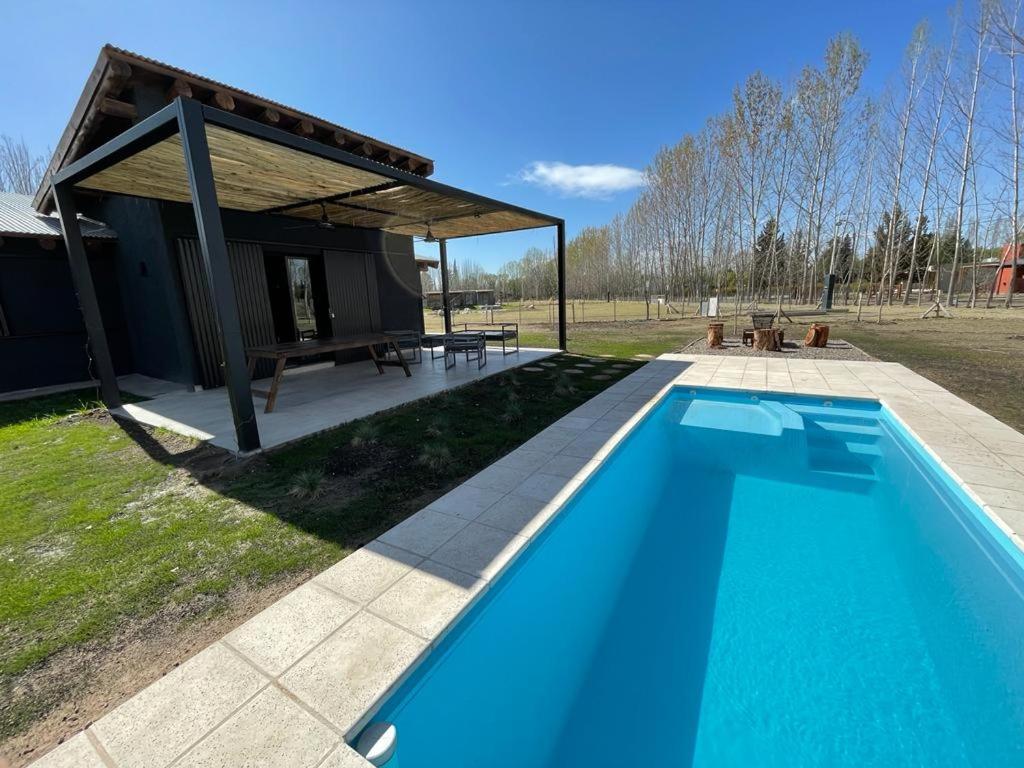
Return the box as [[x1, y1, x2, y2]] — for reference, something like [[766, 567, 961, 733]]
[[52, 97, 567, 453]]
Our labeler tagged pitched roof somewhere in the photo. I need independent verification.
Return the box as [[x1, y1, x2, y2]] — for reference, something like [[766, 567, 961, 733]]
[[0, 191, 116, 239], [33, 45, 434, 212]]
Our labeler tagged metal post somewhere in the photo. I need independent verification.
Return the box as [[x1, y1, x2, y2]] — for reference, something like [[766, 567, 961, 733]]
[[53, 183, 122, 408], [439, 238, 452, 334], [177, 99, 261, 453], [556, 221, 567, 350]]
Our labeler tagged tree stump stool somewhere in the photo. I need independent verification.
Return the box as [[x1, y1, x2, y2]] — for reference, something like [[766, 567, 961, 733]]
[[752, 328, 782, 352], [803, 324, 830, 348], [707, 323, 725, 348]]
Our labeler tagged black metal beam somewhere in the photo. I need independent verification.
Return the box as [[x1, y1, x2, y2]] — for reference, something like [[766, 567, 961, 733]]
[[52, 101, 181, 187], [200, 104, 562, 226], [557, 221, 567, 351], [259, 181, 405, 214], [52, 183, 122, 407], [439, 238, 452, 334], [177, 98, 261, 453]]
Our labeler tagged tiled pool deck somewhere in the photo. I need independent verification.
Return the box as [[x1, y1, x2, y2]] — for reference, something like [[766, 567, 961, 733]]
[[35, 355, 1024, 767]]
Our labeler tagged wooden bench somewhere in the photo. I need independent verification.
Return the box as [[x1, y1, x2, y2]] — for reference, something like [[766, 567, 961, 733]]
[[245, 334, 411, 413]]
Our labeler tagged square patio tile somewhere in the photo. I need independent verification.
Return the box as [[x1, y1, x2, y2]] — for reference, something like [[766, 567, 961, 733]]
[[520, 427, 580, 454], [320, 744, 374, 767], [91, 643, 267, 768], [224, 583, 358, 676], [29, 733, 106, 768], [175, 686, 338, 768], [280, 612, 426, 737], [430, 522, 528, 580], [475, 493, 554, 537], [947, 463, 1024, 492], [314, 541, 422, 606], [367, 560, 484, 640], [377, 509, 468, 556], [541, 453, 599, 479], [970, 485, 1024, 511], [512, 472, 582, 504], [464, 464, 532, 493], [493, 448, 553, 474], [561, 432, 616, 459], [425, 484, 505, 520]]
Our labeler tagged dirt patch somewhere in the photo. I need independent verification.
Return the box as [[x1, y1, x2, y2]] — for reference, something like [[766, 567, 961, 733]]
[[0, 570, 313, 767], [680, 337, 875, 360]]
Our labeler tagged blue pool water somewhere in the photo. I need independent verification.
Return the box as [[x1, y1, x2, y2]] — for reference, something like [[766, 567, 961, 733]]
[[366, 388, 1024, 767]]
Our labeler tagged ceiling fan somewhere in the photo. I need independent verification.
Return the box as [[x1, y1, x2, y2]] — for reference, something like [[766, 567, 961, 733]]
[[414, 222, 437, 243], [284, 202, 336, 231]]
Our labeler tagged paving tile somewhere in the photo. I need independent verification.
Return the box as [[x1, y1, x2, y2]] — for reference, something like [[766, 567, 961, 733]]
[[225, 583, 358, 676], [377, 509, 468, 556], [513, 472, 581, 504], [552, 415, 598, 431], [464, 464, 532, 493], [947, 463, 1024, 492], [367, 560, 484, 640], [990, 506, 1024, 533], [319, 744, 374, 767], [430, 522, 528, 580], [91, 643, 268, 768], [280, 612, 426, 737], [475, 493, 554, 537], [29, 733, 106, 768], [175, 686, 338, 768], [926, 444, 1014, 470], [314, 541, 422, 606], [493, 448, 553, 474], [425, 484, 505, 520], [541, 453, 600, 479], [520, 427, 579, 453], [561, 431, 617, 459], [970, 485, 1024, 511]]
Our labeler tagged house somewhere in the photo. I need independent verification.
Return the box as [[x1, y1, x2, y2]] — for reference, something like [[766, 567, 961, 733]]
[[7, 45, 566, 451], [991, 245, 1024, 296], [424, 289, 497, 309]]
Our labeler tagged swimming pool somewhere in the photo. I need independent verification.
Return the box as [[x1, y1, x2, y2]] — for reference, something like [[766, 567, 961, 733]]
[[363, 387, 1024, 766]]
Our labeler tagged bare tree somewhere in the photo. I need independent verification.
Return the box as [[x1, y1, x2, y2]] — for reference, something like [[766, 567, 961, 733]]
[[944, 4, 990, 307], [0, 135, 45, 194]]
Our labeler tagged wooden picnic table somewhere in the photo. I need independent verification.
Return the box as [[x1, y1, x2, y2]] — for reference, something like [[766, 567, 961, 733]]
[[246, 333, 411, 413]]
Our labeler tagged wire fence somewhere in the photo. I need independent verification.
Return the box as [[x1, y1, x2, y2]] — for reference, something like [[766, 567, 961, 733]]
[[422, 291, 1024, 332]]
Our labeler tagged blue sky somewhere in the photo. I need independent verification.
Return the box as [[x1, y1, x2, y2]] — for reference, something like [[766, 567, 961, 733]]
[[1, 0, 951, 270]]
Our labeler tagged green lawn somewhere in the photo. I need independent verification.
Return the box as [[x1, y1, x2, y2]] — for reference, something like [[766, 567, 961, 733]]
[[0, 354, 641, 752]]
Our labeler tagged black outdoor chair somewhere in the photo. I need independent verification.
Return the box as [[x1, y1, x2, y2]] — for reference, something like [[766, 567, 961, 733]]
[[444, 332, 487, 370]]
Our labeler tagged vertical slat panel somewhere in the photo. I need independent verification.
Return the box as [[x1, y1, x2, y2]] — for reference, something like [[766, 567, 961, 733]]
[[324, 250, 379, 336], [363, 252, 381, 331], [176, 238, 276, 387]]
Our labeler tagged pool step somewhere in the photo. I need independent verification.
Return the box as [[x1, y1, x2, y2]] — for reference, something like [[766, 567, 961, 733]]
[[786, 403, 879, 427], [806, 420, 884, 443]]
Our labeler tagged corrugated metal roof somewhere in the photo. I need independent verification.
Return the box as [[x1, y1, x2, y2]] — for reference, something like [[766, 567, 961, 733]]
[[0, 192, 116, 239]]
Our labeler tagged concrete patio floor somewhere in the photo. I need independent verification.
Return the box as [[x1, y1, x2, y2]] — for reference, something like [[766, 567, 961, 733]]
[[113, 348, 558, 452], [34, 355, 1024, 767]]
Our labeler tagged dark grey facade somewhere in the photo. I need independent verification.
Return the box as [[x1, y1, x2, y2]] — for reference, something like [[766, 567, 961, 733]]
[[0, 235, 131, 392], [1, 197, 424, 394]]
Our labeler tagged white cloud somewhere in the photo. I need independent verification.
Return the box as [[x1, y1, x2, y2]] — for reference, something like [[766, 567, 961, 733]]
[[516, 161, 646, 199]]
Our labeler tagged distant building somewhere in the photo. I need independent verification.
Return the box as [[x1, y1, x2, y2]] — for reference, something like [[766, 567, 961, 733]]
[[424, 289, 496, 309], [991, 245, 1024, 296]]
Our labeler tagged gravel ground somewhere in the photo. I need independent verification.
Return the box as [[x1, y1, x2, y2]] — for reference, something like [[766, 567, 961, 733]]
[[680, 336, 876, 360]]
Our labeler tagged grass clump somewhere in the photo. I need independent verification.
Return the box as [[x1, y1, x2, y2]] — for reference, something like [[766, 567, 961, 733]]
[[288, 468, 326, 500]]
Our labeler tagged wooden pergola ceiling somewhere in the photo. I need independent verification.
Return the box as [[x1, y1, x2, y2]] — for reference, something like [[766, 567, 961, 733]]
[[74, 124, 550, 239]]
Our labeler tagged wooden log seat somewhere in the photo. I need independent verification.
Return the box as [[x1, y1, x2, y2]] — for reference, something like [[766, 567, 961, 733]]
[[803, 324, 830, 348], [707, 322, 725, 348], [752, 328, 783, 352]]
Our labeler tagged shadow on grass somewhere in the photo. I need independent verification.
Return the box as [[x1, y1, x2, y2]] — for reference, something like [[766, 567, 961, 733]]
[[113, 353, 649, 572]]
